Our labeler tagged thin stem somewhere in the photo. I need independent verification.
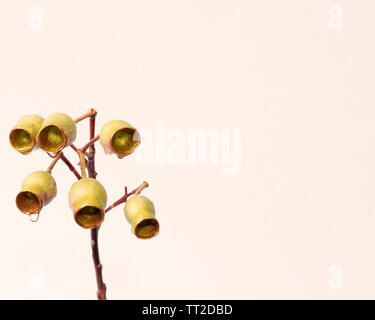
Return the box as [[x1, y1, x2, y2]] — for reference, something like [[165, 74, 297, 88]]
[[74, 109, 97, 123], [135, 181, 149, 195], [91, 227, 106, 300], [70, 144, 79, 153], [87, 113, 97, 179], [104, 187, 129, 214], [79, 151, 87, 179], [60, 154, 81, 179], [86, 110, 107, 300], [47, 152, 63, 173], [81, 135, 100, 153], [104, 181, 149, 214]]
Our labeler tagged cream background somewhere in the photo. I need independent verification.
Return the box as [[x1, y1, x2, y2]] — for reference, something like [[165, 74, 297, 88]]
[[0, 0, 374, 299]]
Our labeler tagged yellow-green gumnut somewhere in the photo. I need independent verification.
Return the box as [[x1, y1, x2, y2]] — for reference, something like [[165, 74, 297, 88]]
[[9, 115, 44, 154], [16, 171, 57, 214], [99, 120, 140, 158], [37, 113, 77, 152], [69, 178, 107, 229], [124, 195, 159, 239]]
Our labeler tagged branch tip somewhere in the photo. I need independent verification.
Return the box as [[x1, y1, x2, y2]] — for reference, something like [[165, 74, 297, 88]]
[[135, 181, 149, 195], [74, 109, 98, 123]]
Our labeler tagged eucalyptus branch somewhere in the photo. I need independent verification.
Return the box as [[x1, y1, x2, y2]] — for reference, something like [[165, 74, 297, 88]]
[[10, 107, 158, 300], [86, 111, 107, 300]]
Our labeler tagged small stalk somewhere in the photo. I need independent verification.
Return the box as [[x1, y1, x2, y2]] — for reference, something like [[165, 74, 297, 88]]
[[47, 152, 63, 173], [135, 181, 149, 195], [104, 181, 149, 214], [60, 154, 81, 180], [79, 151, 87, 179], [74, 109, 97, 124], [80, 135, 100, 153], [70, 144, 79, 153]]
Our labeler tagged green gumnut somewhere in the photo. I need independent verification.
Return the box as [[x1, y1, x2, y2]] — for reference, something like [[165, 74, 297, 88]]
[[16, 171, 57, 214], [99, 120, 140, 158], [69, 178, 107, 229], [37, 113, 77, 152], [9, 114, 44, 154], [124, 195, 159, 239]]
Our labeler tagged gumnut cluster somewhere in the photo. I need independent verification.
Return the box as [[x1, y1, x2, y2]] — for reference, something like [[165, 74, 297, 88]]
[[10, 112, 159, 239]]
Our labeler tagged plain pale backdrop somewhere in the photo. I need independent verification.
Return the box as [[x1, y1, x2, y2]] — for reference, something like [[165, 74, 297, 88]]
[[1, 0, 375, 299]]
